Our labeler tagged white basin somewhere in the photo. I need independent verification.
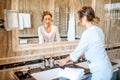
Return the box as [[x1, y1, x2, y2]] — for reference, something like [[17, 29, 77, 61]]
[[31, 68, 63, 80]]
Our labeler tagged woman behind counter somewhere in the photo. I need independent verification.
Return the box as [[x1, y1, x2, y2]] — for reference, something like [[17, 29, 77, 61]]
[[38, 11, 61, 44], [59, 6, 113, 80]]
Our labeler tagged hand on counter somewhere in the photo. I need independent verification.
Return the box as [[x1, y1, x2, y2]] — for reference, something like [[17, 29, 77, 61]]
[[59, 56, 71, 67]]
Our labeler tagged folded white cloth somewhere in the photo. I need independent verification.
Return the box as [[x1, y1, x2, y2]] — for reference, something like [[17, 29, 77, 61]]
[[18, 13, 31, 30], [59, 67, 85, 80], [23, 13, 31, 28], [31, 68, 63, 80]]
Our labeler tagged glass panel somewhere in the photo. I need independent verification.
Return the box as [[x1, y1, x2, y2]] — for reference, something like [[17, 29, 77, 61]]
[[18, 0, 92, 44]]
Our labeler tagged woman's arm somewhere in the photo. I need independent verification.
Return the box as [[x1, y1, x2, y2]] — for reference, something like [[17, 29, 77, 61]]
[[59, 54, 85, 67], [59, 31, 89, 66]]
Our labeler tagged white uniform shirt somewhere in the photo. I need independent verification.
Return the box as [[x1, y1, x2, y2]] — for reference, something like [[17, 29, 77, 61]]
[[38, 25, 61, 44], [70, 26, 113, 80]]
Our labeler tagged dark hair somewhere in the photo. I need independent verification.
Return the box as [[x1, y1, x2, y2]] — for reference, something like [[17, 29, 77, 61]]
[[77, 6, 100, 24], [41, 11, 52, 22]]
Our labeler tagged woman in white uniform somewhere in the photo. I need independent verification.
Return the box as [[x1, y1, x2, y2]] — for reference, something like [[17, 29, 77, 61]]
[[59, 6, 113, 80], [38, 11, 61, 44]]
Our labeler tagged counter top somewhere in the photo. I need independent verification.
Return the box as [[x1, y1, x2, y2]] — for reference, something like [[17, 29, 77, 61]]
[[111, 59, 120, 68], [10, 59, 120, 80]]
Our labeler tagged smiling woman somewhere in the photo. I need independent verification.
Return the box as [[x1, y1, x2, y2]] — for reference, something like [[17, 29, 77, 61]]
[[38, 11, 61, 44]]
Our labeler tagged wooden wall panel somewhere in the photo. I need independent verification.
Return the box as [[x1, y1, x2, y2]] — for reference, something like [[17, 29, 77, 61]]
[[0, 0, 6, 19], [0, 0, 19, 58], [0, 29, 8, 58], [0, 0, 9, 58]]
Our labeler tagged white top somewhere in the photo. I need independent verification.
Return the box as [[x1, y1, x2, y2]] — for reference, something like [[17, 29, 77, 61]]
[[38, 25, 61, 43], [70, 26, 113, 80]]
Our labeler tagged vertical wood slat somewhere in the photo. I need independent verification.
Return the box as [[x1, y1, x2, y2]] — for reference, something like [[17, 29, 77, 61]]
[[11, 0, 19, 51], [0, 29, 8, 57], [0, 0, 7, 58]]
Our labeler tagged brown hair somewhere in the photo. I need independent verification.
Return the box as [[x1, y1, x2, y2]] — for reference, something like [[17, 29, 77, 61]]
[[41, 11, 52, 22], [77, 6, 100, 24]]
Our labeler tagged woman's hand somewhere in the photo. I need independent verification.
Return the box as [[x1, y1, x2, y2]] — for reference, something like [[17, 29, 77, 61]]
[[59, 59, 68, 67], [59, 56, 71, 67]]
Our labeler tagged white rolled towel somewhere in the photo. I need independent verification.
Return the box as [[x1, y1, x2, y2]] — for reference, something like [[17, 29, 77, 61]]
[[59, 67, 85, 80], [67, 12, 75, 41]]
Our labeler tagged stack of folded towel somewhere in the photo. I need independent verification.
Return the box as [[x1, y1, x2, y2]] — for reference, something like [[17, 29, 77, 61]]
[[59, 67, 85, 80]]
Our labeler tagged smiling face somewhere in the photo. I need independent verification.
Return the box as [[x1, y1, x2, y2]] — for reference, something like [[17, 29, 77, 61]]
[[43, 15, 52, 26], [41, 11, 52, 27]]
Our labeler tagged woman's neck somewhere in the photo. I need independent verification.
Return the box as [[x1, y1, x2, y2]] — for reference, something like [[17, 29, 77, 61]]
[[45, 23, 51, 28], [86, 22, 93, 28], [45, 24, 52, 33]]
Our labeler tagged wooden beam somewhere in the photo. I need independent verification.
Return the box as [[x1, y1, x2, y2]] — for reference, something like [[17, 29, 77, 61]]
[[10, 0, 19, 52]]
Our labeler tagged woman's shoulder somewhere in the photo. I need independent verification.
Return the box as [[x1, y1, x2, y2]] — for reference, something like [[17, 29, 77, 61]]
[[82, 27, 94, 37], [38, 25, 44, 30], [52, 25, 57, 28], [38, 25, 45, 33], [52, 25, 59, 30]]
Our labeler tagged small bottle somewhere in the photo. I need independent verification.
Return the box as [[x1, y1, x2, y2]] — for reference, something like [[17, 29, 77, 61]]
[[40, 61, 45, 69], [45, 59, 49, 68], [49, 57, 54, 68]]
